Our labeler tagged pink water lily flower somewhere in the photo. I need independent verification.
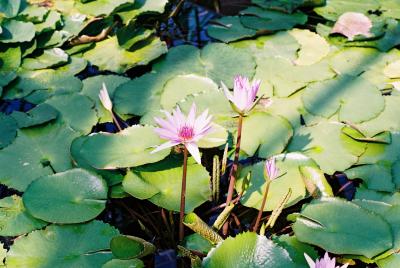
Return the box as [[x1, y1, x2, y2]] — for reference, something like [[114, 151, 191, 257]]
[[265, 157, 279, 181], [152, 103, 213, 164], [221, 75, 261, 115], [305, 252, 349, 268]]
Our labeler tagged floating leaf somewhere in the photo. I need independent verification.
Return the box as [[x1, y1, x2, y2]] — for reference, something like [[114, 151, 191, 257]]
[[11, 103, 58, 128], [0, 0, 26, 18], [0, 20, 35, 43], [287, 121, 366, 174], [0, 195, 46, 236], [102, 259, 144, 268], [302, 75, 384, 123], [122, 157, 211, 212], [6, 221, 119, 267], [110, 235, 155, 259], [239, 112, 293, 158], [22, 48, 69, 70], [0, 123, 79, 191], [45, 93, 97, 134], [331, 12, 373, 40], [240, 7, 307, 32], [314, 0, 380, 21], [203, 232, 295, 268], [77, 125, 169, 169], [0, 46, 20, 87], [292, 197, 393, 258], [23, 169, 108, 224], [75, 0, 133, 16], [207, 16, 257, 43], [345, 163, 395, 192], [83, 36, 167, 73], [289, 29, 330, 65], [0, 114, 17, 149]]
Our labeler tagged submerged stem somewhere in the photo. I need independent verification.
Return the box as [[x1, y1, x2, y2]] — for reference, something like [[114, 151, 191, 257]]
[[223, 114, 243, 236], [253, 180, 271, 232], [179, 146, 189, 242]]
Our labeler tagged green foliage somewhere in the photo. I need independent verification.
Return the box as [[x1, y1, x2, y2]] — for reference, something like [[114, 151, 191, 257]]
[[23, 169, 108, 224]]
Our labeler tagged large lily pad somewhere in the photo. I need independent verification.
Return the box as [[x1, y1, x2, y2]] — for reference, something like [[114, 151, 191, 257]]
[[6, 220, 119, 267], [22, 48, 69, 70], [203, 232, 296, 268], [45, 93, 97, 135], [76, 125, 169, 169], [292, 197, 393, 258], [0, 114, 17, 149], [122, 157, 211, 212], [239, 112, 293, 158], [0, 195, 47, 236], [75, 0, 133, 16], [207, 16, 257, 43], [287, 121, 366, 174], [302, 75, 385, 123], [83, 36, 167, 73], [236, 153, 328, 211], [0, 123, 79, 191], [0, 20, 35, 43], [314, 0, 380, 21], [23, 169, 108, 224], [0, 46, 21, 87]]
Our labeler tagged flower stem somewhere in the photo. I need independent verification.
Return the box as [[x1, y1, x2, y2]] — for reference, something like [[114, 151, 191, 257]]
[[223, 114, 243, 236], [179, 146, 189, 242], [111, 111, 123, 132], [253, 180, 271, 232]]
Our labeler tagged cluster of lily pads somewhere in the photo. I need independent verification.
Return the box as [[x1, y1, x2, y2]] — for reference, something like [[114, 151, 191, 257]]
[[1, 0, 400, 267]]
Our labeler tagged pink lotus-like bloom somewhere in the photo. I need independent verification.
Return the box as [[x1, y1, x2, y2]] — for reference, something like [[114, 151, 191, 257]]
[[222, 75, 261, 115], [304, 252, 349, 268], [152, 103, 213, 164], [265, 157, 279, 181]]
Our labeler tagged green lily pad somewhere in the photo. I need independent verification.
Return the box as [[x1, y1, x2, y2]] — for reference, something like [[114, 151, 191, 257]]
[[110, 235, 155, 259], [0, 195, 47, 236], [273, 235, 319, 267], [236, 153, 327, 211], [122, 157, 211, 212], [377, 19, 400, 52], [0, 46, 21, 87], [254, 57, 335, 97], [0, 123, 79, 191], [203, 232, 296, 268], [239, 112, 293, 158], [302, 75, 384, 123], [0, 20, 35, 43], [287, 121, 366, 174], [0, 114, 17, 149], [289, 29, 330, 66], [75, 0, 133, 16], [377, 253, 400, 268], [11, 103, 58, 128], [81, 75, 130, 123], [314, 0, 380, 21], [83, 36, 167, 73], [292, 197, 393, 258], [207, 16, 257, 43], [6, 220, 119, 267], [76, 125, 169, 169], [45, 93, 98, 135], [23, 169, 108, 224], [0, 0, 26, 17], [345, 163, 395, 192], [34, 10, 62, 33], [116, 0, 168, 24], [240, 7, 307, 31], [201, 43, 256, 88], [22, 48, 69, 70], [160, 74, 218, 110]]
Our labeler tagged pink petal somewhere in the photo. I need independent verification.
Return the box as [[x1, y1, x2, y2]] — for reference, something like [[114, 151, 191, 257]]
[[151, 140, 180, 154], [304, 253, 315, 268], [187, 103, 197, 127], [154, 128, 179, 141], [154, 117, 178, 134], [221, 82, 234, 102], [186, 142, 201, 164]]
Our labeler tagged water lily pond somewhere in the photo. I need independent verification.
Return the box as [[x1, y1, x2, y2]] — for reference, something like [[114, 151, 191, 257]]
[[1, 0, 400, 267]]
